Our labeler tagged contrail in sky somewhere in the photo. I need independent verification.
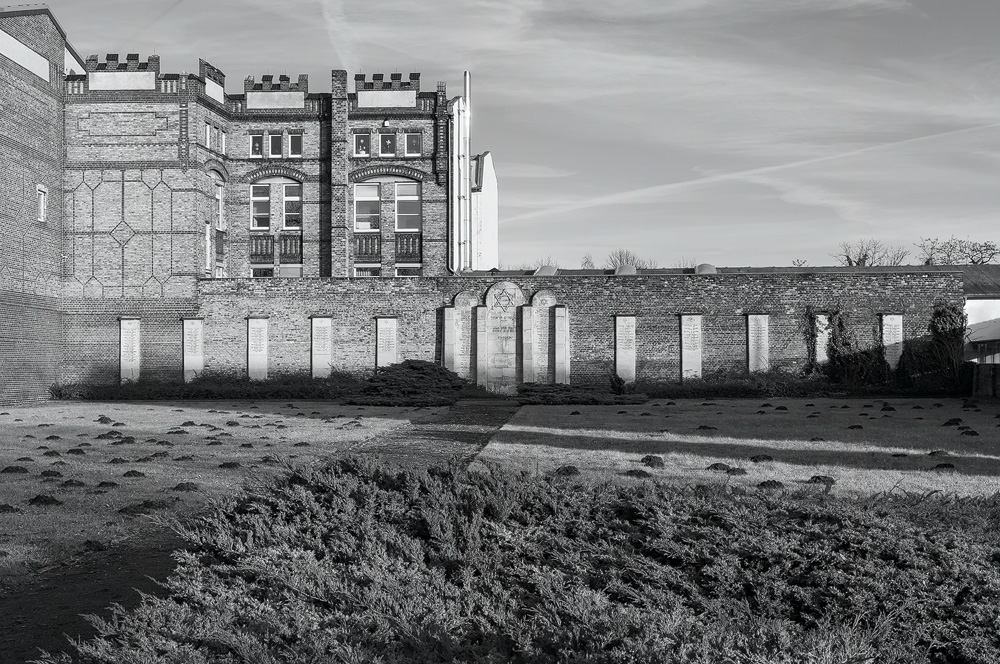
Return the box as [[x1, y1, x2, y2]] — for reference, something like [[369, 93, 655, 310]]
[[501, 122, 1000, 225]]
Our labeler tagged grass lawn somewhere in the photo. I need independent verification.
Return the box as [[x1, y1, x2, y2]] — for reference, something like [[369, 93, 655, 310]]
[[475, 397, 1000, 496], [0, 400, 444, 587]]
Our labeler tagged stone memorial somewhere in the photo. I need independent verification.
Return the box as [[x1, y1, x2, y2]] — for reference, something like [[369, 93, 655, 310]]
[[376, 317, 398, 367], [119, 317, 140, 383], [814, 314, 831, 364], [246, 317, 268, 380], [311, 316, 333, 378], [747, 314, 769, 372], [522, 290, 558, 383], [614, 315, 636, 383], [477, 281, 525, 393], [680, 314, 703, 379], [554, 305, 570, 384], [881, 314, 904, 369], [182, 318, 204, 383], [443, 291, 478, 380]]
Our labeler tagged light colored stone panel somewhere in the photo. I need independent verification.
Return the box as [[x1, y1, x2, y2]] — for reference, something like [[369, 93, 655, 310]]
[[182, 319, 204, 383], [0, 27, 50, 81], [681, 315, 703, 379], [119, 318, 140, 383], [815, 314, 831, 364], [882, 314, 904, 370], [88, 71, 156, 90], [615, 316, 636, 383], [205, 79, 225, 104], [554, 306, 570, 384], [247, 318, 268, 380], [475, 306, 488, 387], [376, 317, 398, 367], [246, 91, 305, 109], [357, 90, 417, 108], [748, 314, 769, 373], [521, 305, 536, 383], [484, 282, 525, 394], [311, 317, 333, 378]]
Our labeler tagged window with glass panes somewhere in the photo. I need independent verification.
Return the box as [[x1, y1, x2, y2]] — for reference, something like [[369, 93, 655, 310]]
[[250, 133, 263, 157], [268, 133, 282, 157], [289, 132, 302, 157], [404, 133, 421, 156], [283, 184, 302, 229], [215, 183, 224, 230], [354, 183, 380, 230], [251, 185, 270, 229], [379, 133, 396, 156], [354, 133, 370, 156], [395, 182, 421, 231]]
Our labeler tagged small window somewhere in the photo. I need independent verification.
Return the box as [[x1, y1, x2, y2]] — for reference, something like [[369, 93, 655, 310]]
[[205, 122, 211, 147], [251, 184, 270, 229], [279, 265, 303, 278], [250, 134, 263, 157], [354, 266, 381, 277], [269, 133, 282, 158], [283, 184, 302, 229], [215, 183, 225, 230], [395, 182, 421, 231], [395, 266, 421, 277], [289, 132, 303, 157], [251, 267, 274, 278], [354, 133, 370, 156], [221, 131, 227, 155], [379, 133, 396, 156], [354, 183, 380, 231], [36, 185, 47, 223], [214, 265, 226, 278], [404, 133, 421, 156]]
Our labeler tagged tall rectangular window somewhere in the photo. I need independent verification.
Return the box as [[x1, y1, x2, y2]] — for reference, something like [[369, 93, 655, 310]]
[[354, 133, 370, 156], [205, 122, 211, 147], [250, 133, 263, 157], [215, 183, 225, 230], [289, 132, 303, 157], [354, 183, 380, 231], [268, 133, 282, 158], [36, 185, 47, 223], [251, 185, 270, 229], [221, 131, 227, 155], [283, 184, 302, 229], [404, 133, 421, 156], [379, 133, 396, 156], [395, 182, 421, 231]]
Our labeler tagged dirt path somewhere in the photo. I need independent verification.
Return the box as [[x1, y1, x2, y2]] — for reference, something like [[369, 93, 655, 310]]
[[0, 399, 521, 663]]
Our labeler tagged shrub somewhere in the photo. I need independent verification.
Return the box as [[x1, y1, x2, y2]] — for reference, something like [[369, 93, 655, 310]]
[[345, 359, 492, 406], [36, 457, 1000, 664]]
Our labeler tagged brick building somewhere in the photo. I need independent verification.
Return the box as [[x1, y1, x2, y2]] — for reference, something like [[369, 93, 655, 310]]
[[0, 7, 977, 403]]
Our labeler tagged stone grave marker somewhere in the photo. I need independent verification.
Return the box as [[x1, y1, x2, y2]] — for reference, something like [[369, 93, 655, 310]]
[[615, 315, 637, 383], [680, 314, 703, 379], [246, 317, 268, 380], [814, 314, 831, 364], [881, 314, 904, 369], [747, 314, 769, 372], [478, 281, 525, 393], [376, 317, 398, 367], [119, 317, 141, 383], [311, 316, 333, 378], [182, 318, 204, 383], [523, 290, 558, 383], [443, 291, 478, 380]]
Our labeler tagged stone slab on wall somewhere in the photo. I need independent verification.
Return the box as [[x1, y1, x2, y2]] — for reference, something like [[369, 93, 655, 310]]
[[247, 317, 268, 380], [376, 317, 398, 367], [119, 317, 141, 382], [747, 314, 769, 372], [615, 315, 636, 383], [182, 318, 204, 382], [311, 316, 333, 377], [814, 314, 831, 365], [443, 290, 477, 379], [680, 314, 702, 379], [479, 281, 524, 393], [881, 314, 904, 370]]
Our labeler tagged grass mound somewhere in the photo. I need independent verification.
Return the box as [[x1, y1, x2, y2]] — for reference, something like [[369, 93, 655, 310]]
[[38, 456, 1000, 663], [346, 360, 491, 406]]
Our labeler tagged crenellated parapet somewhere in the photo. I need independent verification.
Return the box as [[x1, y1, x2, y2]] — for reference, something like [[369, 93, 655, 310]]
[[243, 74, 308, 93], [353, 72, 420, 93], [84, 53, 160, 74]]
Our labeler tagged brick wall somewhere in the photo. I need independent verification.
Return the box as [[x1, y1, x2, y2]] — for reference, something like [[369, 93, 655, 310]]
[[56, 271, 955, 386], [0, 10, 67, 404]]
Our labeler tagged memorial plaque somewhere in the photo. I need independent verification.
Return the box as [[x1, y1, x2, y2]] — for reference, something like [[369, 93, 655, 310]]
[[376, 317, 398, 367], [747, 314, 769, 373], [615, 316, 636, 383], [247, 318, 268, 380], [182, 318, 204, 383], [882, 314, 904, 370], [311, 317, 333, 378], [554, 306, 570, 384], [444, 291, 478, 379], [680, 315, 702, 379], [521, 305, 536, 383], [482, 281, 525, 393], [526, 290, 558, 384], [814, 314, 830, 364], [119, 318, 140, 383], [475, 306, 488, 387]]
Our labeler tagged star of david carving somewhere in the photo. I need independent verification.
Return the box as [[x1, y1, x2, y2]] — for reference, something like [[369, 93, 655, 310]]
[[493, 289, 515, 312]]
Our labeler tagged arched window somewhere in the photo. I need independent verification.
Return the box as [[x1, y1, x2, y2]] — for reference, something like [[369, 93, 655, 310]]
[[250, 176, 302, 230]]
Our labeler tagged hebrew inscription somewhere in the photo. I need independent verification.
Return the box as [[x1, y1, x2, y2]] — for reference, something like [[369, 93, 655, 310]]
[[680, 315, 703, 380], [182, 318, 204, 383], [247, 318, 268, 380], [119, 318, 140, 383]]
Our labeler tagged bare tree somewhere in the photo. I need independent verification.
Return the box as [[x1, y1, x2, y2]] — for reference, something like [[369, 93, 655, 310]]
[[791, 258, 809, 267], [580, 253, 596, 269], [671, 256, 697, 269], [604, 248, 657, 269], [830, 239, 909, 267], [915, 236, 999, 265]]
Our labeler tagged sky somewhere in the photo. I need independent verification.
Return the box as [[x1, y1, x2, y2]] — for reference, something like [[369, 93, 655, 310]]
[[44, 0, 1000, 269]]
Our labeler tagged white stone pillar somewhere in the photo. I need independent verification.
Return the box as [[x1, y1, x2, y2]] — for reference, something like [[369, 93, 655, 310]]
[[181, 318, 204, 383], [246, 317, 268, 381], [680, 314, 703, 380], [311, 316, 333, 378], [614, 315, 636, 383], [119, 317, 141, 383]]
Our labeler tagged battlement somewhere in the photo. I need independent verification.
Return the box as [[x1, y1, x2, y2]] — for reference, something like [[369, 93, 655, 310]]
[[84, 53, 160, 75], [198, 59, 225, 86], [354, 72, 420, 93], [243, 74, 308, 93]]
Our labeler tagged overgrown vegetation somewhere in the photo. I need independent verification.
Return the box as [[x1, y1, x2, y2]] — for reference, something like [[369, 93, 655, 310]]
[[346, 359, 492, 406], [38, 456, 1000, 663]]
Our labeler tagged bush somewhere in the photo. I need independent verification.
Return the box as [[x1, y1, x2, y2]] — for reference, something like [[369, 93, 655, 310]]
[[345, 359, 492, 406], [37, 457, 1000, 663]]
